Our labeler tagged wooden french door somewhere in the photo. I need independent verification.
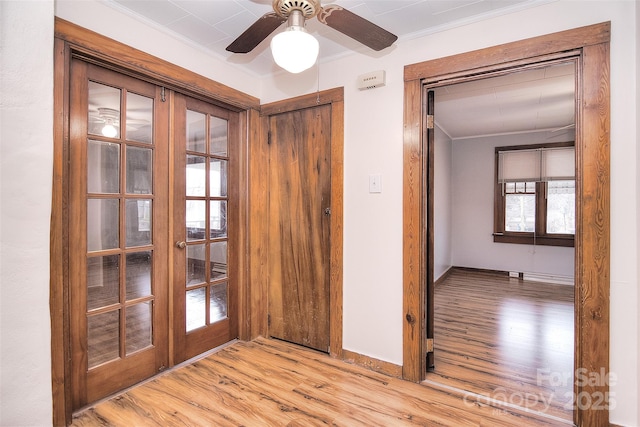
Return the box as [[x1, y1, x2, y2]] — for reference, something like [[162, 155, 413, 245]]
[[68, 61, 240, 407], [172, 93, 239, 363], [267, 105, 332, 353], [69, 60, 169, 407]]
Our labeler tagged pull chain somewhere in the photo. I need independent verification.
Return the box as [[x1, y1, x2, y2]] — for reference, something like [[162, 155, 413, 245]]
[[316, 59, 320, 104]]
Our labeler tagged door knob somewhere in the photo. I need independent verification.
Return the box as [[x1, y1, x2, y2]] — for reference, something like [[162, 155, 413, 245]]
[[176, 241, 186, 249]]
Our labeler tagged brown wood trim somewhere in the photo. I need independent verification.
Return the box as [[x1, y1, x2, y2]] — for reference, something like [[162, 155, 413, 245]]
[[54, 18, 259, 111], [329, 96, 344, 359], [248, 111, 270, 340], [574, 41, 610, 427], [493, 234, 575, 247], [404, 22, 610, 82], [239, 109, 268, 341], [402, 78, 424, 382], [341, 349, 402, 378], [260, 87, 344, 116], [51, 37, 72, 427], [402, 22, 610, 427]]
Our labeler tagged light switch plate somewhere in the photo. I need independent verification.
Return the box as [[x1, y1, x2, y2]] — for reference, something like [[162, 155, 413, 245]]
[[369, 174, 382, 193]]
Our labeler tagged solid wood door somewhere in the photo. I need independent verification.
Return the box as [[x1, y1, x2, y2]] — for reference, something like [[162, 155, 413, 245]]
[[69, 60, 169, 408], [268, 105, 332, 352], [172, 93, 239, 363]]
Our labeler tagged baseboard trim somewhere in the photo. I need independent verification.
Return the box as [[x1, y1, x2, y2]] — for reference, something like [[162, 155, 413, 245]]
[[434, 266, 454, 287], [341, 349, 402, 378]]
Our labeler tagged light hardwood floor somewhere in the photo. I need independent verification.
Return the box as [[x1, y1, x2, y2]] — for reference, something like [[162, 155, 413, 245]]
[[72, 337, 571, 426], [427, 268, 574, 422]]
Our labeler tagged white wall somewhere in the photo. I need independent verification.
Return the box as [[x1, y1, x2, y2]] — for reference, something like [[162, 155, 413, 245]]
[[54, 0, 260, 99], [451, 132, 574, 278], [0, 1, 54, 425], [434, 125, 452, 280], [0, 0, 637, 426], [260, 1, 638, 424], [637, 4, 640, 424]]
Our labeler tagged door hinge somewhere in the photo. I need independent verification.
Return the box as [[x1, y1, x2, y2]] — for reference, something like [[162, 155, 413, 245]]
[[426, 338, 434, 353], [267, 313, 271, 327], [267, 131, 272, 145], [161, 87, 166, 102], [426, 114, 434, 129]]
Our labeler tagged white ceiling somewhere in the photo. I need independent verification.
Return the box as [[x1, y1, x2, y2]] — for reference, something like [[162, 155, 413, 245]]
[[102, 0, 575, 139]]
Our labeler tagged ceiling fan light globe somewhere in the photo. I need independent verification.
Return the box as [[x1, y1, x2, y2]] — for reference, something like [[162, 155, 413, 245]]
[[270, 27, 319, 73], [101, 123, 118, 138]]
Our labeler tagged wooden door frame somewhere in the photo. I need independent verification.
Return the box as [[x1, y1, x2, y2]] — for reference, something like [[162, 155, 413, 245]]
[[402, 22, 610, 427], [51, 18, 259, 426], [251, 89, 344, 358]]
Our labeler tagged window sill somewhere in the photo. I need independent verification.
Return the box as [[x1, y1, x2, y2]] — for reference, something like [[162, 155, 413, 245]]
[[493, 233, 574, 247]]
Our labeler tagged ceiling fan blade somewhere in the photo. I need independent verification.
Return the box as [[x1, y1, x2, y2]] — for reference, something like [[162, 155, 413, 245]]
[[226, 12, 287, 54], [317, 5, 397, 51]]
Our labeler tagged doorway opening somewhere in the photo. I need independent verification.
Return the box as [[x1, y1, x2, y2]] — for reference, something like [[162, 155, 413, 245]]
[[426, 63, 577, 421], [402, 22, 611, 427]]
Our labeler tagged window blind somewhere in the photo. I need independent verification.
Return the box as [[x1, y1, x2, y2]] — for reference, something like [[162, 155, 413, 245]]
[[498, 146, 574, 183], [541, 146, 575, 181]]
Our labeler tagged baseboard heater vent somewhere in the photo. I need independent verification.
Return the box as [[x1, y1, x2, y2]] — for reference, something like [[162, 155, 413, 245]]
[[522, 272, 574, 286]]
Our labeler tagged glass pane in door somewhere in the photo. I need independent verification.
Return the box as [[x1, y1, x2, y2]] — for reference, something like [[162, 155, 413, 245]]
[[87, 255, 120, 310], [126, 251, 151, 300], [126, 302, 152, 354], [210, 116, 228, 156], [187, 110, 206, 153], [186, 287, 206, 331], [186, 244, 206, 286], [88, 81, 121, 139], [126, 199, 152, 247], [88, 140, 120, 194], [87, 310, 120, 369], [209, 158, 227, 197], [210, 283, 228, 323], [126, 146, 152, 194], [126, 92, 153, 144], [87, 199, 119, 252]]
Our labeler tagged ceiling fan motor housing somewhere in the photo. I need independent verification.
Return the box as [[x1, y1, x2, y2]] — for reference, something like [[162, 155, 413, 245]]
[[273, 0, 320, 19]]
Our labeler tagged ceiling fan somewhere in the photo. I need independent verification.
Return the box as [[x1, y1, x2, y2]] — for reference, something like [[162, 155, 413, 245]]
[[226, 0, 398, 72]]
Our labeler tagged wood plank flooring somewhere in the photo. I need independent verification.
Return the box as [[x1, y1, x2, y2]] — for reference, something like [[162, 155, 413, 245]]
[[428, 268, 574, 422], [72, 337, 571, 426]]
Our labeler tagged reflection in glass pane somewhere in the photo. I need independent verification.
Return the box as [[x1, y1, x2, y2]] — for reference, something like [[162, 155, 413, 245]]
[[88, 81, 121, 138], [126, 251, 151, 300], [187, 110, 206, 153], [210, 200, 227, 238], [88, 310, 120, 369], [87, 198, 119, 251], [547, 180, 575, 234], [210, 241, 227, 280], [126, 302, 152, 355], [126, 92, 153, 144], [87, 255, 120, 310], [126, 199, 152, 247], [210, 159, 227, 197], [88, 140, 120, 194], [186, 200, 206, 241], [186, 155, 206, 197], [187, 244, 206, 286], [126, 146, 152, 194], [210, 282, 228, 324], [186, 287, 206, 332], [210, 116, 228, 156], [505, 194, 536, 232]]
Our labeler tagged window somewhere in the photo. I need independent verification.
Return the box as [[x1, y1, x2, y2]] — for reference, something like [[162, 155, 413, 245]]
[[494, 143, 575, 247]]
